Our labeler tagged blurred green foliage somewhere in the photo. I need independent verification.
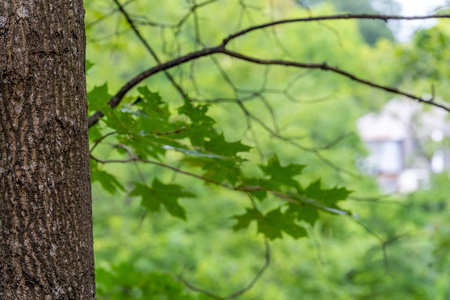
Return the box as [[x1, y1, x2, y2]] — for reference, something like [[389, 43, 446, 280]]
[[96, 264, 197, 299], [307, 0, 400, 44], [84, 0, 450, 299]]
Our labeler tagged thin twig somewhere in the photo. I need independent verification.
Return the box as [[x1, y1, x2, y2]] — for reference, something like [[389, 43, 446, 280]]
[[90, 154, 350, 216], [113, 0, 187, 98], [90, 131, 117, 152], [225, 239, 271, 299], [222, 14, 450, 45], [88, 14, 450, 128], [222, 49, 450, 112], [88, 45, 222, 127]]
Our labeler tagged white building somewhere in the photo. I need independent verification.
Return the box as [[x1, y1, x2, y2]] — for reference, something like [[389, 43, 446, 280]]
[[357, 98, 450, 193]]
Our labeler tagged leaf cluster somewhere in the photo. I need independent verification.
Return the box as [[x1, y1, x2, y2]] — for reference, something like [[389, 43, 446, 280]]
[[89, 85, 352, 241]]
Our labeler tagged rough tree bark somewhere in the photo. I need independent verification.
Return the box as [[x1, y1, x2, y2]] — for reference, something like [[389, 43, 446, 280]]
[[0, 0, 95, 299]]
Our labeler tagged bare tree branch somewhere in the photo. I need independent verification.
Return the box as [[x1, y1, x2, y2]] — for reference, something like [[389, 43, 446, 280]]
[[221, 14, 450, 45], [87, 45, 222, 127], [88, 14, 450, 128], [113, 0, 187, 98], [221, 49, 450, 112], [90, 153, 351, 216], [87, 0, 137, 28]]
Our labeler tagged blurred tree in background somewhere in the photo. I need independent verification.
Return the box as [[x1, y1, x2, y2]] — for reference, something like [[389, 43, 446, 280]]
[[83, 0, 450, 299]]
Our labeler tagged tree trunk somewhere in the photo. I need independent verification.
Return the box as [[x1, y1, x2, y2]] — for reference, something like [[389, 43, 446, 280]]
[[0, 1, 95, 299]]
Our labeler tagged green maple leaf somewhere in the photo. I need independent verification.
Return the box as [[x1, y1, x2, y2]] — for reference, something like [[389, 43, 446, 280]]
[[177, 98, 251, 158], [178, 97, 214, 126], [113, 133, 166, 160], [286, 203, 320, 226], [87, 83, 112, 114], [286, 180, 351, 225], [259, 155, 305, 190], [242, 178, 268, 202], [184, 157, 243, 185], [177, 98, 217, 146], [135, 87, 169, 120], [90, 162, 125, 195], [260, 208, 308, 240], [204, 133, 251, 157], [105, 110, 137, 134], [133, 87, 179, 134], [86, 60, 94, 72], [232, 207, 307, 240], [88, 125, 103, 142], [129, 179, 195, 220], [303, 179, 351, 210], [232, 208, 261, 231]]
